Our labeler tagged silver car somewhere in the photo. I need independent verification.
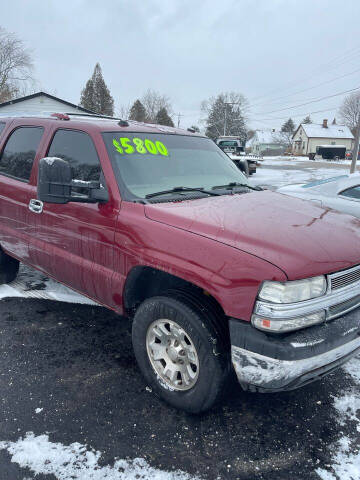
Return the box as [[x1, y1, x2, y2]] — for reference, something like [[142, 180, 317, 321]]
[[278, 174, 360, 218]]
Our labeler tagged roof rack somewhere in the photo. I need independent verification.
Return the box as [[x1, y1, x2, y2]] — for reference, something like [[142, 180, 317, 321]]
[[0, 111, 129, 126], [0, 111, 58, 118], [65, 112, 122, 121]]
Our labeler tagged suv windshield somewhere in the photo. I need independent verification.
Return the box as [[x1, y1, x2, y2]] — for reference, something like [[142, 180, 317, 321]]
[[102, 132, 249, 199]]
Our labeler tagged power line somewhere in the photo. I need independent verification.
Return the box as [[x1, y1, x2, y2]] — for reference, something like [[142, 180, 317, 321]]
[[251, 105, 340, 123], [250, 67, 360, 109], [252, 84, 360, 116], [249, 45, 360, 104]]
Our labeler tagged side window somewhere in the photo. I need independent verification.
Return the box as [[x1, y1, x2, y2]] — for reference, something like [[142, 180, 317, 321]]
[[48, 129, 101, 182], [340, 186, 360, 200], [0, 126, 44, 181]]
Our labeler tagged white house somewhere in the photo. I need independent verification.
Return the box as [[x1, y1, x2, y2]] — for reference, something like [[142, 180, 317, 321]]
[[292, 119, 354, 156], [247, 129, 286, 155], [0, 91, 94, 115]]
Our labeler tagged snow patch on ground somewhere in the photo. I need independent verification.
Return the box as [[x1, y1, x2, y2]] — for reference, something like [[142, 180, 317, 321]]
[[317, 437, 360, 480], [0, 432, 200, 480], [316, 355, 360, 480], [0, 265, 97, 305]]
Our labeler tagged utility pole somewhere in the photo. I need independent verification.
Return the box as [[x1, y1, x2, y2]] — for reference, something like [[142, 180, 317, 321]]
[[224, 104, 228, 136], [224, 102, 240, 137], [350, 119, 360, 174], [177, 113, 183, 128]]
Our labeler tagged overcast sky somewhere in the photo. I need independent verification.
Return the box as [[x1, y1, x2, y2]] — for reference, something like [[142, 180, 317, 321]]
[[2, 0, 360, 131]]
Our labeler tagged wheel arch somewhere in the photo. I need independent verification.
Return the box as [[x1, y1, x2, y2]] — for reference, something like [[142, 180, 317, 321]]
[[123, 265, 226, 318]]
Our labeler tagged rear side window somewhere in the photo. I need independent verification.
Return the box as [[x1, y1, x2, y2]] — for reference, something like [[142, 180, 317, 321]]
[[48, 129, 101, 182], [340, 186, 360, 199], [219, 141, 237, 147], [0, 126, 44, 181]]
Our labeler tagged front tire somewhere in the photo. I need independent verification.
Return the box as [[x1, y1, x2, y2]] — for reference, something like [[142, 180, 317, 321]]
[[0, 248, 19, 284], [132, 292, 231, 413]]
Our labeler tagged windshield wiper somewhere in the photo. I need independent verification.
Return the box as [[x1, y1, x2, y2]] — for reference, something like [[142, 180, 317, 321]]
[[145, 186, 221, 199], [212, 182, 262, 191]]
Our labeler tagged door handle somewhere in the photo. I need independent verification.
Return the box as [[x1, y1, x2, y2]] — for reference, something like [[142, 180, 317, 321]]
[[29, 199, 43, 214]]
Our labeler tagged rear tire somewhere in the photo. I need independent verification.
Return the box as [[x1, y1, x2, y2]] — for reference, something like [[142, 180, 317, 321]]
[[0, 248, 19, 284], [132, 292, 231, 413]]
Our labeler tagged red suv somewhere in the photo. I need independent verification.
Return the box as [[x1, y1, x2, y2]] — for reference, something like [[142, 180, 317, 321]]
[[0, 113, 360, 413]]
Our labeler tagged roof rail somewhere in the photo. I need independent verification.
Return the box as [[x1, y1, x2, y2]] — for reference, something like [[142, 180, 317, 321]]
[[0, 111, 129, 124], [65, 112, 122, 120], [0, 111, 58, 118]]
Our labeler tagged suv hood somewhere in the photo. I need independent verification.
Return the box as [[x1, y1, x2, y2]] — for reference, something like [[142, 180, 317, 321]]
[[145, 190, 360, 280]]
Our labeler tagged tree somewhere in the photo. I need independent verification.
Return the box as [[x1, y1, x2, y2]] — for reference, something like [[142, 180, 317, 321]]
[[281, 118, 295, 133], [279, 118, 296, 147], [129, 99, 147, 122], [141, 89, 172, 123], [246, 129, 255, 140], [117, 102, 131, 120], [0, 27, 34, 102], [339, 92, 360, 134], [80, 63, 114, 116], [302, 115, 312, 124], [155, 107, 174, 127], [201, 92, 248, 141]]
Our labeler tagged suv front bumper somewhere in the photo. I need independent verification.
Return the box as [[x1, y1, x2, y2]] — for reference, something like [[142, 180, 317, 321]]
[[229, 307, 360, 392]]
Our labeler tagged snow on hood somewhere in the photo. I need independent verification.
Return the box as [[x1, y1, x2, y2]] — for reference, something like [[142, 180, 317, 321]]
[[145, 190, 360, 280]]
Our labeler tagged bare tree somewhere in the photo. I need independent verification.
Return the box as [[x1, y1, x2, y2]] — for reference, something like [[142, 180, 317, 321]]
[[339, 92, 360, 134], [0, 27, 34, 102], [273, 130, 292, 149], [141, 89, 172, 123], [117, 102, 131, 119]]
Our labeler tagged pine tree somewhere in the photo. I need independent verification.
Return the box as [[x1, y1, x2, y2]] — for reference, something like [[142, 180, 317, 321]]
[[332, 117, 337, 124], [302, 115, 312, 124], [281, 118, 295, 133], [155, 107, 174, 127], [129, 99, 147, 122], [79, 63, 114, 116], [202, 92, 247, 142], [279, 118, 296, 147]]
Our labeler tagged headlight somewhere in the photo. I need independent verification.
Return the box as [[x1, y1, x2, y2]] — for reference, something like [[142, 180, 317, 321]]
[[258, 276, 327, 304], [252, 311, 326, 333]]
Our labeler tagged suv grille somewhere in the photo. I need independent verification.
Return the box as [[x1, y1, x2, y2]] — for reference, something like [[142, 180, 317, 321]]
[[328, 294, 360, 319], [329, 265, 360, 291]]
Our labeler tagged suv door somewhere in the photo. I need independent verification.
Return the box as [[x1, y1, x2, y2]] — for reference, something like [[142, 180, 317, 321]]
[[31, 128, 118, 307], [0, 125, 45, 263]]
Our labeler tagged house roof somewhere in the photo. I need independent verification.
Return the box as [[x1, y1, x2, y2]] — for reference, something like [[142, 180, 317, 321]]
[[0, 91, 95, 114], [252, 129, 283, 144], [295, 123, 354, 139]]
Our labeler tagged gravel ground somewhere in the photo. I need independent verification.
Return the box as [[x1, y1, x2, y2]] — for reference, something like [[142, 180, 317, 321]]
[[0, 296, 358, 480], [0, 156, 359, 480]]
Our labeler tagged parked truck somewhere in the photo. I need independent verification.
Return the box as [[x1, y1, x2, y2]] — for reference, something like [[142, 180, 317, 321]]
[[309, 145, 347, 161], [0, 113, 360, 413], [216, 136, 257, 175]]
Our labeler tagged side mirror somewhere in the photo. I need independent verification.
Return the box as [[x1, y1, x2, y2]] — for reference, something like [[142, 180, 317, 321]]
[[37, 157, 109, 204], [38, 157, 72, 204]]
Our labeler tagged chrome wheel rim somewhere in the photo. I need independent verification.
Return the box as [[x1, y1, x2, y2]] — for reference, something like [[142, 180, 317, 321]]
[[146, 319, 200, 391]]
